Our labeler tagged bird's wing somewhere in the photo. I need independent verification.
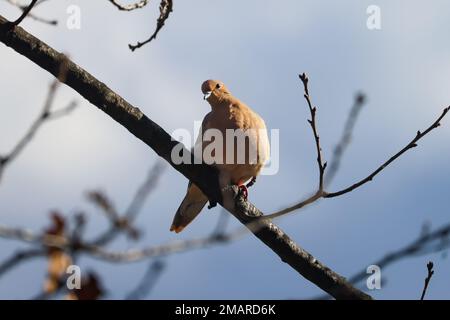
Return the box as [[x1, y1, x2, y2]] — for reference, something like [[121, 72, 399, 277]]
[[170, 181, 208, 233], [225, 101, 270, 181]]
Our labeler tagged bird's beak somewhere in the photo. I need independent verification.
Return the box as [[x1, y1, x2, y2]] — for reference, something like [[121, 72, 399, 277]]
[[203, 91, 212, 100]]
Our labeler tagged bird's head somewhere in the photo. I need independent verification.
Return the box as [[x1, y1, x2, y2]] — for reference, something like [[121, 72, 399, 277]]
[[201, 80, 230, 104]]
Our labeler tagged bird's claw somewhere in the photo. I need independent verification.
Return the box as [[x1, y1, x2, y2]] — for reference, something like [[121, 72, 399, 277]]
[[238, 185, 249, 200]]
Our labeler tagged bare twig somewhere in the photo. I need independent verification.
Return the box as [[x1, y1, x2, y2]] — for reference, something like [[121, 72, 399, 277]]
[[299, 73, 327, 191], [124, 209, 231, 299], [0, 202, 245, 300], [45, 101, 77, 119], [353, 224, 449, 286], [90, 162, 165, 245], [326, 92, 366, 185], [126, 260, 165, 299], [0, 223, 246, 262], [420, 261, 434, 300], [262, 80, 449, 221], [128, 0, 173, 51], [124, 161, 165, 221], [0, 59, 77, 182], [5, 0, 57, 25], [108, 0, 150, 11], [87, 191, 120, 221], [211, 210, 231, 239], [0, 249, 45, 277], [87, 190, 139, 241], [324, 106, 449, 198], [6, 0, 58, 25], [11, 0, 38, 26], [314, 222, 450, 299]]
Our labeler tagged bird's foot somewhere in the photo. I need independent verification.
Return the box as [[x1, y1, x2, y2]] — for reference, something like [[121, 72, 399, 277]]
[[238, 185, 249, 200]]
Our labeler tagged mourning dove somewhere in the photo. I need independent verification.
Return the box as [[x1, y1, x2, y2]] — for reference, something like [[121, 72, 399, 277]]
[[170, 80, 270, 233]]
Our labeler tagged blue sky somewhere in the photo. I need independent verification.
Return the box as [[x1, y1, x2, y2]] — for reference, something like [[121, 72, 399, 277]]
[[0, 0, 450, 299]]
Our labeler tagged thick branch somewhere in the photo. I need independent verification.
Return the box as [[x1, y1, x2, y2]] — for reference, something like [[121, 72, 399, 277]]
[[0, 15, 370, 300]]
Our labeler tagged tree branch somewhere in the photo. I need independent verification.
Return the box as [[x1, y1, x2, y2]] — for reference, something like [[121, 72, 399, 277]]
[[128, 0, 173, 51], [324, 107, 449, 198], [0, 15, 370, 299], [0, 223, 246, 261], [89, 162, 165, 245], [312, 221, 450, 299], [262, 84, 448, 221]]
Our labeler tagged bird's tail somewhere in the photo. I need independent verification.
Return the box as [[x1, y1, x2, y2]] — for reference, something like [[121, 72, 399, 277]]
[[170, 183, 208, 233]]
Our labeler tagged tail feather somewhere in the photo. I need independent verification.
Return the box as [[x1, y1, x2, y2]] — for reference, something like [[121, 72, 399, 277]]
[[170, 183, 208, 233]]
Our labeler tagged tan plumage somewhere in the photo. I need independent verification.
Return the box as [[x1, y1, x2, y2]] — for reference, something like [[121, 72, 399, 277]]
[[170, 80, 270, 233]]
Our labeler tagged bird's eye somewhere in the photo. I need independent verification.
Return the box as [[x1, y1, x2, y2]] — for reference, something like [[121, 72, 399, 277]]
[[216, 83, 221, 89]]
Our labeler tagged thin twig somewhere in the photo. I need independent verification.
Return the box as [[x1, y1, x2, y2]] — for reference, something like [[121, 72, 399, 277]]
[[86, 191, 120, 221], [211, 209, 230, 239], [90, 162, 165, 245], [126, 260, 165, 299], [125, 209, 231, 299], [324, 106, 450, 198], [129, 0, 173, 51], [420, 261, 434, 300], [46, 101, 78, 120], [0, 249, 45, 277], [85, 229, 246, 262], [5, 0, 57, 25], [124, 161, 165, 221], [313, 222, 450, 299], [299, 73, 327, 191], [0, 59, 77, 183], [326, 92, 366, 185], [261, 75, 449, 221], [86, 190, 139, 241], [11, 0, 38, 26], [352, 224, 449, 286], [0, 223, 246, 262], [108, 0, 150, 11]]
